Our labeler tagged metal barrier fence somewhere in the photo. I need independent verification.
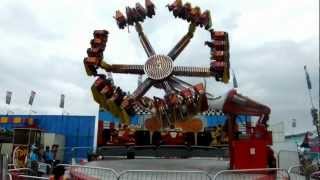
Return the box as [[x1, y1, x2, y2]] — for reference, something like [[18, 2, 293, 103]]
[[278, 150, 300, 170], [118, 170, 212, 180], [212, 168, 290, 180], [7, 164, 304, 180], [8, 174, 49, 180], [59, 164, 118, 180], [289, 164, 319, 180], [8, 168, 49, 180], [1, 154, 9, 180], [311, 171, 320, 179]]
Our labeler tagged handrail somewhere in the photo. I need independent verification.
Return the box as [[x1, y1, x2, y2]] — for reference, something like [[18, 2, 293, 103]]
[[8, 168, 33, 172], [119, 169, 211, 173], [11, 174, 49, 179]]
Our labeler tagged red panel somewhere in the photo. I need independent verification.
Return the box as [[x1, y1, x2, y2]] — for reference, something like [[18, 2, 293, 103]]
[[97, 120, 105, 146], [265, 131, 273, 145], [232, 139, 267, 169]]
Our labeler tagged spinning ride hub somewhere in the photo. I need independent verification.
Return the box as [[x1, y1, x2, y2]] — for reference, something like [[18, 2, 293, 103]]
[[144, 54, 174, 80]]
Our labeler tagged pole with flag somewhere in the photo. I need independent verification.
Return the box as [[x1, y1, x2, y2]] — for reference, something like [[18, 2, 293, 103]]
[[5, 91, 12, 115], [59, 94, 66, 115], [59, 94, 69, 117], [6, 91, 12, 105], [59, 94, 65, 109], [28, 91, 36, 106], [28, 91, 36, 116]]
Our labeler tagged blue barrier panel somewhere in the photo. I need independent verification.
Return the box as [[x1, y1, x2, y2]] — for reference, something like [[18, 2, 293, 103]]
[[0, 114, 95, 163]]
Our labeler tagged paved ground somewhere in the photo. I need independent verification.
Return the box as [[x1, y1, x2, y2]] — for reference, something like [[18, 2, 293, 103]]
[[85, 158, 229, 174]]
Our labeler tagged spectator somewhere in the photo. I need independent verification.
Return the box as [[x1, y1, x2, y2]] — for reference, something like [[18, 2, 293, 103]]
[[51, 144, 59, 160], [29, 144, 39, 161], [45, 146, 54, 164], [49, 165, 67, 180], [28, 144, 39, 176], [38, 144, 45, 162], [51, 144, 61, 166]]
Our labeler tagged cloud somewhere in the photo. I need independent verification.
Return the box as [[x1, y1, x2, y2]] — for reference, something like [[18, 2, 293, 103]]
[[231, 39, 319, 134], [0, 1, 58, 40]]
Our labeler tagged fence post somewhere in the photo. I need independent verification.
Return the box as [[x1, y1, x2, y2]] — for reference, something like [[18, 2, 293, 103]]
[[277, 150, 281, 168], [71, 147, 76, 165], [0, 154, 8, 180]]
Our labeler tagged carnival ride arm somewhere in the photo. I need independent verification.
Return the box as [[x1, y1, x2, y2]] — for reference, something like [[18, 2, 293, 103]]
[[167, 23, 197, 61], [208, 89, 271, 126], [135, 22, 156, 57]]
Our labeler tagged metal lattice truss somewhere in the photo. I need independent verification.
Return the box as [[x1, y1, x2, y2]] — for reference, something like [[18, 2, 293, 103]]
[[84, 0, 231, 125]]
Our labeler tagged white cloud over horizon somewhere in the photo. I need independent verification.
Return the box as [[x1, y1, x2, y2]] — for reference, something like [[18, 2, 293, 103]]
[[0, 0, 319, 135]]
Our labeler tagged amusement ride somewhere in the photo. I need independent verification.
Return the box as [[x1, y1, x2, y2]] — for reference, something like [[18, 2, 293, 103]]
[[83, 0, 275, 169]]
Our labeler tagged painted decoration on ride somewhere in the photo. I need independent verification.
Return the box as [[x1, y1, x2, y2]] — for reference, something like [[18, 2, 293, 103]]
[[0, 117, 33, 125], [13, 145, 28, 168], [0, 117, 8, 123]]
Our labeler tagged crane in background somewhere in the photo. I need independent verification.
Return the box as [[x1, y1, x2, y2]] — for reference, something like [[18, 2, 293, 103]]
[[304, 65, 319, 138]]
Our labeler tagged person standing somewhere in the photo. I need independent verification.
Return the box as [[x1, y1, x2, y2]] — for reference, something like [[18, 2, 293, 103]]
[[44, 146, 54, 164], [49, 166, 67, 180], [28, 144, 39, 176]]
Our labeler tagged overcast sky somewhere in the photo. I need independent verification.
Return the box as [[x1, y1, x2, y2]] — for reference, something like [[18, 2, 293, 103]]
[[0, 0, 318, 135]]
